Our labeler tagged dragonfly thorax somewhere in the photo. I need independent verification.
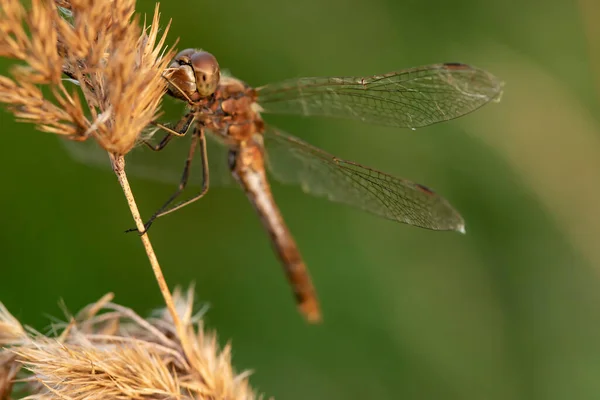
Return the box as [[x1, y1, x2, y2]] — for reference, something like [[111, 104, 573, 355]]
[[200, 75, 264, 143]]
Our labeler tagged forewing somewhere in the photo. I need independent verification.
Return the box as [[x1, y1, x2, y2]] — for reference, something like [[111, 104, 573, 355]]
[[257, 63, 503, 128], [263, 127, 465, 232]]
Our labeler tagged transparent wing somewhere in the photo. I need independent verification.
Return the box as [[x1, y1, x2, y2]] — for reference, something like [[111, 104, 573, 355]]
[[61, 130, 236, 187], [257, 63, 503, 128], [263, 127, 465, 232]]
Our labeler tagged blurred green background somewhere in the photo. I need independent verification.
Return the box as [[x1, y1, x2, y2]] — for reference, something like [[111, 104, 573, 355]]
[[2, 0, 600, 398]]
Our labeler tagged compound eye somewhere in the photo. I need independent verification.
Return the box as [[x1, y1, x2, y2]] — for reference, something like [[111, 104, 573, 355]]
[[189, 51, 220, 96]]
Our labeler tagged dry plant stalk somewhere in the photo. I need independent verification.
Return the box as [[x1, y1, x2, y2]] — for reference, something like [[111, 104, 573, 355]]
[[0, 288, 264, 399], [0, 0, 217, 395]]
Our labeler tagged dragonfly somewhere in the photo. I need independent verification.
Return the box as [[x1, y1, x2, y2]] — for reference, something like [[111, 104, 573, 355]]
[[64, 49, 503, 323]]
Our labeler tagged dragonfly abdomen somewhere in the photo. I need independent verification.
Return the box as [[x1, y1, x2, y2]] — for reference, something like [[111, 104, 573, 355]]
[[229, 139, 321, 323]]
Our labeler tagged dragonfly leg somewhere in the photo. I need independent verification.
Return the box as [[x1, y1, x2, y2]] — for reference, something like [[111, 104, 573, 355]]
[[152, 129, 210, 219], [143, 130, 175, 151], [142, 112, 195, 152], [162, 73, 194, 104], [127, 127, 210, 235]]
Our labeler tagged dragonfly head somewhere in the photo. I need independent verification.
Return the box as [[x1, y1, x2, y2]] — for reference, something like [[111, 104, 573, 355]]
[[167, 49, 221, 101]]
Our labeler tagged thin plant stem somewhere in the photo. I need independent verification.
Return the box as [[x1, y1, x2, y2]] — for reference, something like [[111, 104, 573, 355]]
[[108, 153, 195, 363]]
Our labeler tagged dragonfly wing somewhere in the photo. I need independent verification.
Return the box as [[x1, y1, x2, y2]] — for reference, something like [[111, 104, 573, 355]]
[[61, 130, 236, 187], [257, 63, 503, 129], [263, 127, 465, 232]]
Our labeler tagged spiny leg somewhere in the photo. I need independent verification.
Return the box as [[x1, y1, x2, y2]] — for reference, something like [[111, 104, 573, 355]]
[[126, 130, 200, 234], [142, 112, 195, 152], [128, 127, 210, 234], [151, 128, 210, 219]]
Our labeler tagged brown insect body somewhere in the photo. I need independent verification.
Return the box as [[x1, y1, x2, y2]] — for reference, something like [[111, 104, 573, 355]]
[[188, 72, 321, 322]]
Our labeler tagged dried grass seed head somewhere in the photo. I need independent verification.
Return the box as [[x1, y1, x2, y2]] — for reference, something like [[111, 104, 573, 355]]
[[0, 0, 176, 156], [0, 288, 264, 400]]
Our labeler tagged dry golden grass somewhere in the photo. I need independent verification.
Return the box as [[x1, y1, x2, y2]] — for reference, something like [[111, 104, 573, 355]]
[[0, 288, 262, 399]]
